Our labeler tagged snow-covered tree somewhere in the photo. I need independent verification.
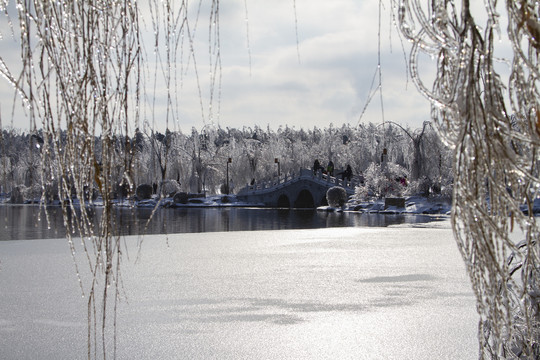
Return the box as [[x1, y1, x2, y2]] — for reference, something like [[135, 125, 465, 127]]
[[355, 161, 409, 200]]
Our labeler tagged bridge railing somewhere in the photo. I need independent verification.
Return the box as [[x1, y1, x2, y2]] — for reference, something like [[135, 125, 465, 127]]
[[304, 168, 359, 192], [238, 168, 359, 194], [238, 172, 297, 193]]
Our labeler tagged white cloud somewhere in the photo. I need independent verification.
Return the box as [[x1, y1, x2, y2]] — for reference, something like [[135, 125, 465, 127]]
[[208, 0, 433, 131]]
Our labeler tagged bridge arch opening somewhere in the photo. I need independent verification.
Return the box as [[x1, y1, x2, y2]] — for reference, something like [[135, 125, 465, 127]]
[[277, 194, 290, 208], [294, 189, 315, 208]]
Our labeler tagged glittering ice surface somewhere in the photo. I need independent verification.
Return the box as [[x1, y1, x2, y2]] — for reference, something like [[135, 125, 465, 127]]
[[0, 223, 477, 359]]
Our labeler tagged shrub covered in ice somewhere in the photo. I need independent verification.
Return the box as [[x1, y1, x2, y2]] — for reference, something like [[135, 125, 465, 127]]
[[173, 192, 188, 204], [353, 162, 409, 200], [9, 186, 25, 204], [136, 184, 153, 200], [161, 180, 181, 197], [326, 186, 348, 208]]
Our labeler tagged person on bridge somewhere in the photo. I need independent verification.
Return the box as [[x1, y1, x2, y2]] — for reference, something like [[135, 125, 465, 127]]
[[313, 159, 322, 174], [327, 161, 334, 176], [342, 164, 352, 181]]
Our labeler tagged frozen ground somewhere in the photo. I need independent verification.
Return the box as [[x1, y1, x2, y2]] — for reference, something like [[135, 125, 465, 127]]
[[0, 223, 479, 359]]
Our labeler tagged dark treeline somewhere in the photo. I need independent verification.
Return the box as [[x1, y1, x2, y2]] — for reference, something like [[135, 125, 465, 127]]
[[0, 122, 452, 201]]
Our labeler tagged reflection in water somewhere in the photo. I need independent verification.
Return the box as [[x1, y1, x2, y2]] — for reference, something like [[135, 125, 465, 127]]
[[0, 205, 445, 241]]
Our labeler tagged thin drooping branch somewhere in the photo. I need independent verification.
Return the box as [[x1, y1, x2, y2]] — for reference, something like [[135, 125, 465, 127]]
[[394, 0, 540, 358]]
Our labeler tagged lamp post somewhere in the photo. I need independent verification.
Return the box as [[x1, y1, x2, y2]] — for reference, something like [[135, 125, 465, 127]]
[[274, 158, 280, 178], [381, 148, 387, 168], [226, 157, 232, 194]]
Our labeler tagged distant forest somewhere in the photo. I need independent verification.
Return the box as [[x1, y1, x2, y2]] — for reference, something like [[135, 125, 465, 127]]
[[0, 122, 453, 201]]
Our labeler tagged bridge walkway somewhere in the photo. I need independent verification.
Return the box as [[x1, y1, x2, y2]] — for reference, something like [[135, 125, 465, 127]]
[[237, 168, 360, 208]]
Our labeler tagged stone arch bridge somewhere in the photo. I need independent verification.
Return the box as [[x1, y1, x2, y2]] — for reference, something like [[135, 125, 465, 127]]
[[236, 169, 358, 208]]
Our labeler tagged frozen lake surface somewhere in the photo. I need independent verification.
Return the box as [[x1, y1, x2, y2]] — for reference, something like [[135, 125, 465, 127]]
[[0, 222, 478, 359]]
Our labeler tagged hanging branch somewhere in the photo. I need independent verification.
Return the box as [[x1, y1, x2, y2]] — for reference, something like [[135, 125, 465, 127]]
[[393, 0, 540, 357]]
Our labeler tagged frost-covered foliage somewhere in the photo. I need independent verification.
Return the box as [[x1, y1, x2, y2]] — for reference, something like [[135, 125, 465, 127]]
[[354, 161, 409, 200], [0, 123, 452, 199], [326, 186, 348, 208], [394, 0, 540, 357]]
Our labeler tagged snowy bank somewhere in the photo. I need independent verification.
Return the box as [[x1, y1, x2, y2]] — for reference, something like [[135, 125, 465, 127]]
[[318, 195, 453, 215], [3, 192, 539, 217]]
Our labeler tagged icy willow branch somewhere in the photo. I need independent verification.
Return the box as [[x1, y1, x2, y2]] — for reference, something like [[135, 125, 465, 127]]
[[0, 0, 228, 357], [1, 1, 141, 358], [394, 0, 540, 358]]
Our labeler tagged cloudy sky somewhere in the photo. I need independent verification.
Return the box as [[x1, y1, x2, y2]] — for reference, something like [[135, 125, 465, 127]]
[[0, 0, 436, 133], [172, 0, 434, 132]]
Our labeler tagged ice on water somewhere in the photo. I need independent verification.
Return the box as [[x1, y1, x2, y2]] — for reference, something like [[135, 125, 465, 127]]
[[0, 224, 477, 359]]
